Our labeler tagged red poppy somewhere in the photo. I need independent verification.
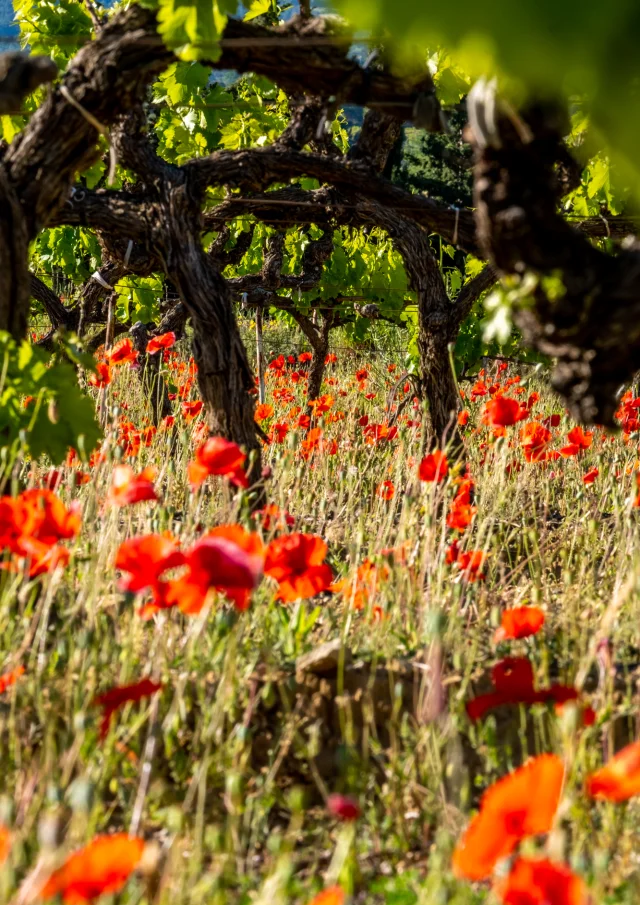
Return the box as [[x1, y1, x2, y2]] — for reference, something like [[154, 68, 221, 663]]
[[265, 533, 332, 602], [458, 409, 470, 426], [418, 450, 448, 482], [181, 400, 203, 421], [93, 678, 162, 739], [163, 531, 263, 614], [582, 467, 599, 484], [88, 361, 111, 388], [456, 550, 486, 581], [253, 503, 295, 531], [107, 338, 138, 366], [255, 403, 275, 422], [520, 422, 552, 462], [586, 739, 640, 801], [299, 351, 313, 363], [496, 857, 587, 905], [466, 656, 580, 721], [20, 489, 82, 546], [560, 425, 593, 457], [327, 793, 361, 821], [107, 465, 158, 507], [307, 888, 345, 905], [325, 353, 338, 364], [447, 499, 477, 531], [331, 558, 390, 610], [355, 368, 368, 381], [115, 534, 185, 595], [452, 754, 564, 880], [146, 331, 176, 354], [483, 396, 526, 427], [40, 833, 145, 902], [0, 665, 24, 694], [0, 825, 9, 865], [494, 606, 545, 643], [377, 480, 395, 500], [269, 422, 289, 443], [188, 436, 249, 489]]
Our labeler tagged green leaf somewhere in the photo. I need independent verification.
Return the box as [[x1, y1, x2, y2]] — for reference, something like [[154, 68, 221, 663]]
[[243, 0, 271, 20], [157, 0, 239, 61]]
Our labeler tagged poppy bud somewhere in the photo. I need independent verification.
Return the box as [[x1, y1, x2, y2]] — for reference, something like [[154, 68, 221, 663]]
[[327, 793, 361, 822]]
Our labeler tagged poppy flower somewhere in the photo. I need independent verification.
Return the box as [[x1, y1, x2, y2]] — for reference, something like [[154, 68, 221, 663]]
[[88, 361, 111, 388], [253, 504, 295, 531], [93, 678, 162, 739], [331, 558, 389, 610], [418, 450, 448, 482], [254, 403, 275, 422], [456, 550, 487, 581], [107, 465, 158, 507], [494, 606, 545, 643], [586, 739, 640, 801], [458, 409, 470, 426], [107, 338, 138, 366], [0, 664, 24, 694], [355, 368, 368, 381], [20, 489, 82, 546], [299, 351, 313, 363], [452, 754, 564, 880], [582, 467, 599, 485], [269, 422, 289, 443], [377, 480, 395, 500], [162, 532, 263, 614], [520, 422, 552, 462], [325, 353, 338, 364], [40, 833, 145, 902], [307, 888, 345, 905], [327, 793, 361, 821], [0, 825, 9, 865], [115, 534, 185, 595], [483, 396, 526, 427], [466, 656, 580, 721], [181, 400, 203, 421], [560, 425, 593, 457], [446, 499, 477, 531], [188, 436, 249, 489], [264, 533, 333, 603], [146, 331, 176, 354], [19, 538, 71, 577], [496, 857, 587, 905]]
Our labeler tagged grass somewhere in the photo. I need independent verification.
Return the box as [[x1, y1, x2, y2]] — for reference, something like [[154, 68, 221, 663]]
[[2, 319, 640, 903]]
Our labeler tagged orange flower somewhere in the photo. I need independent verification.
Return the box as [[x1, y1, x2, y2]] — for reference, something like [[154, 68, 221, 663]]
[[456, 550, 486, 581], [0, 665, 24, 694], [0, 825, 10, 865], [496, 857, 587, 905], [586, 739, 640, 801], [254, 403, 274, 422], [115, 534, 185, 595], [146, 331, 176, 354], [418, 450, 448, 482], [107, 338, 138, 366], [452, 754, 564, 880], [466, 656, 580, 721], [188, 436, 249, 489], [331, 558, 390, 610], [377, 480, 395, 500], [162, 530, 264, 614], [107, 465, 158, 507], [93, 679, 162, 739], [520, 422, 552, 462], [483, 396, 526, 427], [458, 409, 470, 426], [88, 361, 111, 388], [560, 425, 593, 457], [582, 467, 599, 485], [494, 606, 545, 643], [307, 888, 345, 905], [265, 533, 332, 603], [181, 400, 203, 421], [40, 833, 145, 902]]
